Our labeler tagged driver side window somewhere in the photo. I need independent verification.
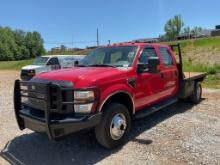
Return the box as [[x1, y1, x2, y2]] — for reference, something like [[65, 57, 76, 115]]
[[139, 47, 157, 65]]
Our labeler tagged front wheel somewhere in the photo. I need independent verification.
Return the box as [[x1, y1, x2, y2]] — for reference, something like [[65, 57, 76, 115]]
[[190, 83, 202, 104], [95, 103, 131, 149]]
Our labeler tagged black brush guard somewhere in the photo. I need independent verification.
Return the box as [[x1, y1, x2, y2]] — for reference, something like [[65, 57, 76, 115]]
[[14, 79, 102, 140]]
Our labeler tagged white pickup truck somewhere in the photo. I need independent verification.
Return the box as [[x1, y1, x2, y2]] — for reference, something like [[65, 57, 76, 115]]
[[20, 55, 85, 80]]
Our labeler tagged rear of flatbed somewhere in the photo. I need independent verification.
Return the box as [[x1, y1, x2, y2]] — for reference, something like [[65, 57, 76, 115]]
[[169, 44, 207, 101], [179, 72, 206, 100], [183, 72, 207, 81]]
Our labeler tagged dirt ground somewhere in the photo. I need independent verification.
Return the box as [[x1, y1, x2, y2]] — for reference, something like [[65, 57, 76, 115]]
[[0, 70, 220, 165]]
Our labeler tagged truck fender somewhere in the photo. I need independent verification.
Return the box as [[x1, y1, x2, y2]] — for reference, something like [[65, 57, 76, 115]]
[[98, 88, 135, 115]]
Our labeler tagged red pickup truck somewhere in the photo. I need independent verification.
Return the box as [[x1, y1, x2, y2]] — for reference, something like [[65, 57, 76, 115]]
[[14, 43, 206, 148]]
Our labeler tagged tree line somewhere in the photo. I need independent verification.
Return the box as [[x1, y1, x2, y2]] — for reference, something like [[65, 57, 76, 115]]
[[162, 15, 204, 41], [0, 26, 45, 61]]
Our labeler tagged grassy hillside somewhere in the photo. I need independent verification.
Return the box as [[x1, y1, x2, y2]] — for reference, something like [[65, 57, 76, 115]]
[[164, 37, 220, 66], [165, 37, 220, 88]]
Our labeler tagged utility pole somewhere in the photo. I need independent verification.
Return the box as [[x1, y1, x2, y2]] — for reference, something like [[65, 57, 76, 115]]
[[97, 28, 99, 46], [72, 35, 74, 52], [108, 40, 111, 45], [71, 35, 73, 52]]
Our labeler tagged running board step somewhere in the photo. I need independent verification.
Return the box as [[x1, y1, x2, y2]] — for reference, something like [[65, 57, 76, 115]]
[[134, 98, 178, 119]]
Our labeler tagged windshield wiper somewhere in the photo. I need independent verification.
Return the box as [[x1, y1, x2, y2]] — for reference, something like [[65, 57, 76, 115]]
[[88, 64, 117, 68]]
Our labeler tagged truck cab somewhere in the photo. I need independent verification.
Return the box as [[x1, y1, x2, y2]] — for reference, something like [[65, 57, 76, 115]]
[[14, 43, 206, 148]]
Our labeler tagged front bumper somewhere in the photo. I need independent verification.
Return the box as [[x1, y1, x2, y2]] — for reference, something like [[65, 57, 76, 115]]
[[20, 109, 102, 139], [14, 79, 101, 139]]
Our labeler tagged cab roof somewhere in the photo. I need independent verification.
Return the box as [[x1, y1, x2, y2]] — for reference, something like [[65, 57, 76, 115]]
[[101, 42, 169, 48]]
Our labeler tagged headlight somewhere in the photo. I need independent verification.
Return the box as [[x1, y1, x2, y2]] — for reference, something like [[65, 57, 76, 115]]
[[74, 103, 93, 114], [74, 90, 96, 114], [74, 91, 95, 103], [28, 70, 35, 76]]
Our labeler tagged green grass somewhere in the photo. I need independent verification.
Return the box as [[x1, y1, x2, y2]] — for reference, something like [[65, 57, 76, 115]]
[[203, 74, 220, 89], [182, 61, 220, 88], [0, 59, 33, 70], [164, 36, 220, 49], [164, 37, 220, 89], [183, 61, 220, 74]]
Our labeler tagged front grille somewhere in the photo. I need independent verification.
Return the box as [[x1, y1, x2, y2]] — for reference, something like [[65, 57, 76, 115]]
[[20, 79, 74, 115]]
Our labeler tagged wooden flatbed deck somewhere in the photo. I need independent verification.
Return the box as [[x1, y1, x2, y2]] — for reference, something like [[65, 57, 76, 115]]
[[183, 72, 207, 81]]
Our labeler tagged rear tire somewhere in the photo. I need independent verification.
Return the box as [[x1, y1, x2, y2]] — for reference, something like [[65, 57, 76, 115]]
[[190, 83, 202, 104], [95, 103, 131, 149]]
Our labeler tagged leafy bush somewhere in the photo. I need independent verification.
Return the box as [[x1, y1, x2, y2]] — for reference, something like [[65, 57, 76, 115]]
[[0, 27, 45, 61]]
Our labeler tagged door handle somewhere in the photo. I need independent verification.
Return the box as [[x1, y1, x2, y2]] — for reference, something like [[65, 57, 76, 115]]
[[160, 73, 164, 78]]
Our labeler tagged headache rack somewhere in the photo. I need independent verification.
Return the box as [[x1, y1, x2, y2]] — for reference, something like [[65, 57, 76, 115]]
[[169, 43, 184, 81]]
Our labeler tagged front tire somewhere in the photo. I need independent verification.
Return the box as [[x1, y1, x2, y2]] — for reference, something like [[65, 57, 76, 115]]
[[190, 83, 202, 104], [95, 103, 131, 149]]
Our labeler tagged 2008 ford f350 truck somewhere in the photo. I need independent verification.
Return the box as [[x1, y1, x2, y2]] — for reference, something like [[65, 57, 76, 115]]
[[14, 43, 206, 148]]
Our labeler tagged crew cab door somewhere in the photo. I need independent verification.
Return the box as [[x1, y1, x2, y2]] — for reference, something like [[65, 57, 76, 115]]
[[158, 47, 178, 97], [135, 47, 165, 109]]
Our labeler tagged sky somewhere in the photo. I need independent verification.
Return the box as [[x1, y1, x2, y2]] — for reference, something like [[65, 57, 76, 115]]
[[0, 0, 220, 50]]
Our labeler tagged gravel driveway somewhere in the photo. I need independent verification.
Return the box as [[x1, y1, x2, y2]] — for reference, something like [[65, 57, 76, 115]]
[[0, 70, 220, 165]]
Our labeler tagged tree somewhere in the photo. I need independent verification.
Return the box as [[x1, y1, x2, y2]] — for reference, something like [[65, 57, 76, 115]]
[[0, 26, 45, 61], [0, 43, 14, 60], [164, 15, 184, 40], [0, 27, 17, 60], [25, 31, 45, 58], [191, 26, 203, 37], [14, 30, 30, 60], [183, 27, 191, 34], [32, 31, 45, 56]]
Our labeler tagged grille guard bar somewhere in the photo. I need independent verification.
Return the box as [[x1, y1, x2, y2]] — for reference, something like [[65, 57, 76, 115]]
[[14, 79, 75, 139]]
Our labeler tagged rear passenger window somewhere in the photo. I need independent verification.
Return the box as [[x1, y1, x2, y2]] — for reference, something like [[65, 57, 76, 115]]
[[159, 47, 174, 66], [139, 47, 157, 65]]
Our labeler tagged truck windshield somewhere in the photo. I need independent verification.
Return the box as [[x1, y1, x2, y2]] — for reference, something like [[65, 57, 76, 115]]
[[80, 46, 137, 67], [32, 57, 49, 65]]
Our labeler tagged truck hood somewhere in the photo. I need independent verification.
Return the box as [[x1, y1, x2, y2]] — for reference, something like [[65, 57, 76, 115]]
[[22, 65, 44, 70], [34, 67, 129, 87]]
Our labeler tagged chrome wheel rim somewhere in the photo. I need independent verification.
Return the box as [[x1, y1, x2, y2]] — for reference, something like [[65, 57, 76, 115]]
[[110, 113, 127, 140]]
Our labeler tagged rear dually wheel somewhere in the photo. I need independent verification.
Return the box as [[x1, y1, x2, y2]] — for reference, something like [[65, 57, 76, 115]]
[[190, 82, 202, 104]]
